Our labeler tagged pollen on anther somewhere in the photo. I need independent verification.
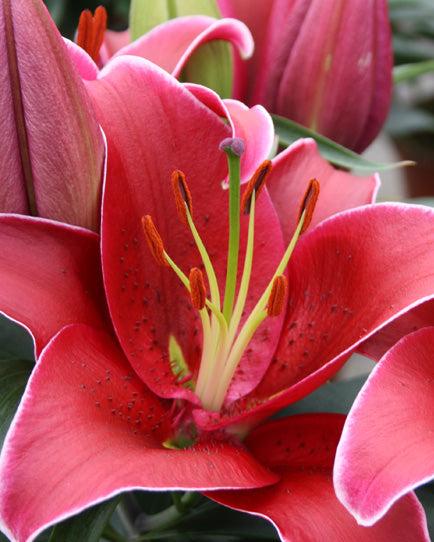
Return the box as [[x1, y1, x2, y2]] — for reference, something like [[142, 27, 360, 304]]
[[267, 275, 288, 317], [241, 160, 272, 214], [189, 268, 207, 310], [298, 178, 320, 234], [141, 215, 168, 267], [171, 170, 193, 225]]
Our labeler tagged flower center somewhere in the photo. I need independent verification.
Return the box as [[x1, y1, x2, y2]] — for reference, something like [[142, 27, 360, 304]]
[[142, 138, 319, 413], [76, 6, 107, 63]]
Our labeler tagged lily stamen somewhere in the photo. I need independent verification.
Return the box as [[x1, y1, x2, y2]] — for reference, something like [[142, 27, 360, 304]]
[[267, 275, 288, 317], [172, 170, 193, 226], [142, 144, 320, 414], [141, 215, 168, 267], [76, 6, 107, 62], [189, 268, 207, 310]]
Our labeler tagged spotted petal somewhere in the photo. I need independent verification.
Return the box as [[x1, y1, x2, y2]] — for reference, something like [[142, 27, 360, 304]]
[[334, 327, 434, 526], [194, 204, 434, 430], [267, 138, 379, 242], [87, 57, 285, 404], [358, 301, 434, 360], [208, 414, 429, 541], [0, 324, 277, 542]]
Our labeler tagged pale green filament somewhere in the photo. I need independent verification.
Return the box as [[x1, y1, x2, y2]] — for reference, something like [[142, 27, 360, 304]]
[[228, 192, 256, 344], [163, 250, 226, 396], [186, 209, 220, 310], [199, 192, 256, 407], [222, 151, 241, 322], [157, 164, 309, 413], [207, 210, 307, 411]]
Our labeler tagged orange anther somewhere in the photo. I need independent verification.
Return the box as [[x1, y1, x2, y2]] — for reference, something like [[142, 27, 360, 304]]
[[241, 160, 272, 214], [171, 170, 193, 226], [141, 215, 168, 267], [77, 6, 107, 62], [267, 275, 288, 317], [189, 268, 207, 310], [298, 178, 320, 234]]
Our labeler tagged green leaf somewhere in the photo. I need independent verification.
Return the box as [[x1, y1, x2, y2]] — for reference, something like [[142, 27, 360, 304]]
[[394, 59, 434, 84], [137, 499, 278, 541], [416, 483, 434, 539], [272, 115, 413, 172], [48, 497, 121, 542], [0, 314, 34, 360], [0, 358, 33, 450]]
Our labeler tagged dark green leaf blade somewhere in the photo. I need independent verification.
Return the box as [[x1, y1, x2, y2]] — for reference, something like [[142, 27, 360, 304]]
[[0, 314, 34, 360], [394, 59, 434, 84], [0, 358, 32, 450], [48, 497, 121, 542], [272, 114, 413, 172]]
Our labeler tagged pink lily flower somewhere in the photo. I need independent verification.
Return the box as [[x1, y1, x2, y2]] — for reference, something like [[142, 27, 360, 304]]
[[67, 7, 270, 183], [68, 5, 254, 85], [0, 57, 433, 542], [334, 326, 434, 527], [217, 0, 393, 152], [0, 0, 105, 230]]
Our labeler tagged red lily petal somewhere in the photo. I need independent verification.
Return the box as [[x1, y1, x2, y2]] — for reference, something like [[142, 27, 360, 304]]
[[113, 15, 253, 78], [100, 29, 130, 63], [88, 57, 285, 403], [359, 300, 434, 360], [223, 99, 274, 183], [208, 415, 429, 542], [184, 83, 275, 183], [195, 203, 434, 430], [0, 324, 277, 542], [268, 138, 379, 242], [0, 0, 104, 230], [63, 38, 98, 81], [334, 327, 434, 526], [0, 215, 106, 355]]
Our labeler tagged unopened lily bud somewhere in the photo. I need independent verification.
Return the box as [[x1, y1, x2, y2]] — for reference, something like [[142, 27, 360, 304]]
[[267, 275, 288, 317], [0, 0, 104, 230], [141, 215, 168, 267], [218, 0, 392, 152], [298, 178, 320, 234], [219, 137, 245, 157], [189, 267, 207, 310]]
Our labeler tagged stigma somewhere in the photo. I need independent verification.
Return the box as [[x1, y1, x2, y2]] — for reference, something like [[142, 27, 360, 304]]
[[142, 139, 319, 413]]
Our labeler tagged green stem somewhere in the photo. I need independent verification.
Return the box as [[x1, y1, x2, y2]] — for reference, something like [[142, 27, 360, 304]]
[[103, 525, 126, 542], [222, 152, 241, 322], [136, 492, 199, 535]]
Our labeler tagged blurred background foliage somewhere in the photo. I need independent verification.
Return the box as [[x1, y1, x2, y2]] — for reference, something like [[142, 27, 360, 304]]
[[44, 0, 130, 37]]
